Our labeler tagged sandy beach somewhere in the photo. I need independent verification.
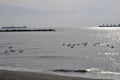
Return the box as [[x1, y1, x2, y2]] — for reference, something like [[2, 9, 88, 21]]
[[0, 70, 111, 80]]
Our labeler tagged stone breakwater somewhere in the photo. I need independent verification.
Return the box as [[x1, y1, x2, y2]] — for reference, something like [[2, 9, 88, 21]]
[[0, 29, 56, 32]]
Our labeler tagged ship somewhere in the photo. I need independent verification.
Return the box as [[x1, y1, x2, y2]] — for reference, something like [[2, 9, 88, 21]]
[[1, 26, 27, 30], [99, 24, 120, 27]]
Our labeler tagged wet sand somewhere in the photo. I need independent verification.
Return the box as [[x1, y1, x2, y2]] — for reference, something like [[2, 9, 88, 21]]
[[0, 70, 111, 80]]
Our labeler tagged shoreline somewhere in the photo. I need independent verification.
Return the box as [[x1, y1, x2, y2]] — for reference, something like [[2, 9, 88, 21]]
[[0, 70, 111, 80]]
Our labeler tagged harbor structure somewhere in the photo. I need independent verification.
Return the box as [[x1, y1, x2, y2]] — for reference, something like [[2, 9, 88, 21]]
[[0, 26, 56, 32], [99, 24, 120, 27]]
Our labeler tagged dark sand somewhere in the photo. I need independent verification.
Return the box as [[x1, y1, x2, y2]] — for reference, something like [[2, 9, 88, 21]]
[[0, 70, 111, 80]]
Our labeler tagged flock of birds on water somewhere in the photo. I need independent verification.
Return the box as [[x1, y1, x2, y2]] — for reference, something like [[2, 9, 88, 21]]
[[62, 42, 115, 49], [0, 42, 115, 55], [0, 46, 23, 55]]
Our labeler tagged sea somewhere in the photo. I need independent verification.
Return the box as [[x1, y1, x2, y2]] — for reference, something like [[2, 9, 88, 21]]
[[0, 27, 120, 80]]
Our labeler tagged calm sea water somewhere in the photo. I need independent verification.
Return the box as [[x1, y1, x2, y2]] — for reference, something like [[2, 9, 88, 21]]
[[0, 27, 120, 79]]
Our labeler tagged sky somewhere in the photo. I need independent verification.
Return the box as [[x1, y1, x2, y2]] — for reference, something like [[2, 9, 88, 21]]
[[0, 0, 120, 28]]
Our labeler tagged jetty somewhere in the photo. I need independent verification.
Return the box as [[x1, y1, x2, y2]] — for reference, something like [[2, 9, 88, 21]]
[[0, 26, 56, 32]]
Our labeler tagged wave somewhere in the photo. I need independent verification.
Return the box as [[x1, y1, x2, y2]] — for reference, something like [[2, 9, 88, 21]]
[[35, 56, 72, 59], [0, 55, 73, 60], [51, 68, 120, 75], [52, 69, 88, 73]]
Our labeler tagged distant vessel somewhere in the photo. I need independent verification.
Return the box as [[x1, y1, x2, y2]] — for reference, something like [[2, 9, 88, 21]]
[[1, 26, 27, 30], [99, 24, 120, 27], [0, 26, 56, 32]]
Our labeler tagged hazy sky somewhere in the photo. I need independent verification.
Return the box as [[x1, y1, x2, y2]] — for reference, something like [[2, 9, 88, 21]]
[[0, 0, 120, 27]]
